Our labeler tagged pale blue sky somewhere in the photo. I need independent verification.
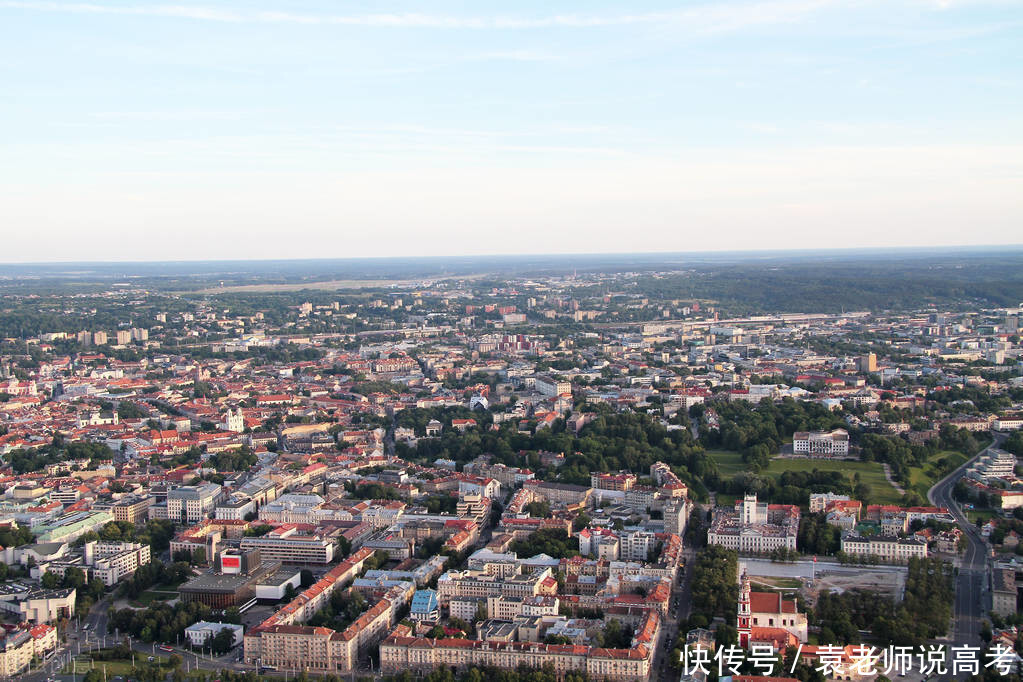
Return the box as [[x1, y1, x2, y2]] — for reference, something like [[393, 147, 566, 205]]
[[1, 0, 1021, 262]]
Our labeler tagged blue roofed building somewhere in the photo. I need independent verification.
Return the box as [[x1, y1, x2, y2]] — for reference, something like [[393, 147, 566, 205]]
[[410, 589, 439, 622]]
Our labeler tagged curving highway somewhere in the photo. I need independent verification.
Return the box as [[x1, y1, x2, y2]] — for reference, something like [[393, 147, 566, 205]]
[[928, 434, 1005, 652]]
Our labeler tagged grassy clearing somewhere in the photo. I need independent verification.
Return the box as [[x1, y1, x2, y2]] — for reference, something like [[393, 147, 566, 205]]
[[907, 450, 970, 499], [63, 654, 210, 680], [132, 589, 179, 607], [967, 510, 998, 526], [750, 576, 803, 590], [705, 450, 746, 476], [707, 450, 905, 505], [764, 458, 903, 505], [64, 656, 165, 676]]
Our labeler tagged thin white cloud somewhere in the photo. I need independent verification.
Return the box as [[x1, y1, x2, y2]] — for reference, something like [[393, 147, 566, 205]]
[[0, 0, 867, 31], [88, 109, 247, 121], [463, 50, 562, 63], [743, 122, 784, 134]]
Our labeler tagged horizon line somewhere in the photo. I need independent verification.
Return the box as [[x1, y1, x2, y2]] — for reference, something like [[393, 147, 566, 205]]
[[4, 243, 1023, 268]]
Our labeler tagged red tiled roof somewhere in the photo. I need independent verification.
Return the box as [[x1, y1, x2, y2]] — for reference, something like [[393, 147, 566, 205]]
[[750, 591, 796, 615]]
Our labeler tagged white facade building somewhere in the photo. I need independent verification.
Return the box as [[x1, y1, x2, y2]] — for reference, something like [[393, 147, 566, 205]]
[[220, 409, 245, 433], [534, 375, 572, 398], [84, 541, 151, 586], [707, 494, 799, 554], [840, 534, 927, 561], [185, 622, 244, 648], [793, 429, 850, 457]]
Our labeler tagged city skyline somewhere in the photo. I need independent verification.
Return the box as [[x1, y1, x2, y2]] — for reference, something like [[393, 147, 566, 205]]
[[0, 260, 1017, 680], [2, 4, 1023, 675], [1, 0, 1021, 262]]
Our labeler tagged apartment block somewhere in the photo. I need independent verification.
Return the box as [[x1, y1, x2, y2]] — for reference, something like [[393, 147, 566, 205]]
[[111, 495, 154, 525], [381, 609, 660, 681], [167, 483, 223, 523]]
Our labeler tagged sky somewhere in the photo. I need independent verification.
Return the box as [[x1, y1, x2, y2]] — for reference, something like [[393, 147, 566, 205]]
[[0, 0, 1021, 263]]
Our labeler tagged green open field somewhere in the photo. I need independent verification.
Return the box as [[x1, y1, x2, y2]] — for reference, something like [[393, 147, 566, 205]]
[[706, 451, 904, 505], [131, 589, 179, 607], [767, 458, 903, 504], [967, 509, 998, 526], [705, 450, 746, 476], [749, 576, 803, 590], [64, 654, 209, 680], [64, 656, 165, 676], [716, 493, 736, 507], [906, 450, 970, 499]]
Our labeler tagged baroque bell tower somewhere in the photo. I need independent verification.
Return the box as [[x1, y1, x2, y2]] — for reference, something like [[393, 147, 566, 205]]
[[738, 570, 752, 647]]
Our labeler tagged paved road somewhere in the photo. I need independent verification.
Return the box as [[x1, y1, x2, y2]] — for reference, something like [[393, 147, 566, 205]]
[[656, 542, 696, 679], [928, 434, 1005, 661], [22, 594, 243, 682], [22, 596, 115, 682]]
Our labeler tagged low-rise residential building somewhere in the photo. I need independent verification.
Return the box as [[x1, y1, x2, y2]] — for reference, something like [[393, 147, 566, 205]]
[[992, 569, 1018, 617], [590, 472, 637, 492], [437, 567, 554, 608], [523, 481, 592, 507], [0, 624, 58, 676], [808, 492, 851, 513]]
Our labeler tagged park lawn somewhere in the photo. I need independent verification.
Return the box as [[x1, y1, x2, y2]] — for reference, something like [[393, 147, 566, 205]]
[[907, 450, 970, 499], [763, 458, 903, 505], [750, 576, 803, 590], [64, 655, 168, 676], [131, 589, 179, 607], [967, 509, 998, 525], [63, 654, 209, 679], [705, 450, 746, 477], [707, 451, 904, 504]]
